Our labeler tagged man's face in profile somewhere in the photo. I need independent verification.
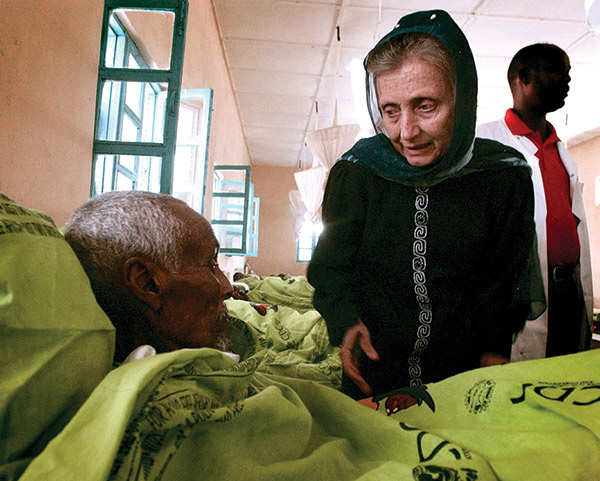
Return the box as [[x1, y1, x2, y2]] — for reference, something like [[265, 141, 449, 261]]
[[150, 204, 233, 351], [531, 52, 571, 113]]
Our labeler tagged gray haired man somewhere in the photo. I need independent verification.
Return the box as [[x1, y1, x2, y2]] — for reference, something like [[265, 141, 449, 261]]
[[65, 191, 233, 363]]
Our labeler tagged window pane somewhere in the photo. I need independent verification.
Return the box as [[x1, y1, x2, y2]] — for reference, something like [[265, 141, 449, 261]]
[[212, 225, 243, 250], [212, 197, 245, 222], [115, 171, 134, 191], [137, 156, 162, 192], [128, 53, 139, 69], [172, 145, 201, 205], [93, 154, 115, 195], [97, 81, 164, 143], [105, 9, 174, 70], [298, 248, 312, 262], [94, 155, 161, 195], [105, 26, 119, 67], [119, 155, 136, 172], [172, 96, 209, 213], [298, 236, 312, 249], [97, 81, 121, 141], [213, 170, 248, 193], [211, 166, 251, 255], [121, 114, 139, 142], [125, 81, 143, 116], [214, 180, 246, 194]]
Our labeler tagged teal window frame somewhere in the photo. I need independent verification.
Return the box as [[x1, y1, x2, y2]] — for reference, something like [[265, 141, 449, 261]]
[[91, 0, 188, 196], [247, 196, 259, 257], [211, 166, 259, 256]]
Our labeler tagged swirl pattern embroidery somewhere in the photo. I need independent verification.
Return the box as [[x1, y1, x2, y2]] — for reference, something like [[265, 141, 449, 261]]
[[408, 186, 431, 386]]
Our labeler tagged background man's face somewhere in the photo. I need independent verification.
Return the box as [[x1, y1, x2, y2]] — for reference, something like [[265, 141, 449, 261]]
[[531, 53, 571, 113]]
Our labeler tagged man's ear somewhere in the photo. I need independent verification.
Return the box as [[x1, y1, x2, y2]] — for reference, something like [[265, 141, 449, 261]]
[[518, 67, 531, 85], [122, 257, 168, 312]]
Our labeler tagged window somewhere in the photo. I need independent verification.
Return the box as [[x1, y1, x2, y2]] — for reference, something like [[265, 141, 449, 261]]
[[297, 220, 323, 262], [91, 0, 188, 197], [211, 166, 259, 256], [172, 88, 213, 214]]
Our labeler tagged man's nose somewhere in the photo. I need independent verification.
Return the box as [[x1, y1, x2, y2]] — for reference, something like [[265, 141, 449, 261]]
[[218, 269, 233, 299]]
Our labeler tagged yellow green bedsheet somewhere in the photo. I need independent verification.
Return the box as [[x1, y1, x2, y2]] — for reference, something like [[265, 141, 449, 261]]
[[238, 274, 316, 314], [19, 347, 600, 481]]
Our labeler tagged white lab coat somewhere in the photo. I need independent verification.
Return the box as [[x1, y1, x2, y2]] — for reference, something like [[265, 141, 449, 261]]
[[477, 119, 593, 361]]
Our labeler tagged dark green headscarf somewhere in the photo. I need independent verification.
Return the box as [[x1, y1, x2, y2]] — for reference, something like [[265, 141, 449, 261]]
[[340, 9, 527, 185]]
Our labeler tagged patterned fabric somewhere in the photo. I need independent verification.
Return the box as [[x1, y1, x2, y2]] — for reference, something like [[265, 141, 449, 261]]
[[409, 187, 431, 385], [18, 348, 600, 481], [225, 298, 341, 389], [239, 275, 316, 314]]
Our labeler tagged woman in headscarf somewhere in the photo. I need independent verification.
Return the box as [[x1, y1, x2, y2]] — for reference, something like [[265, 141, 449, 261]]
[[307, 10, 536, 399]]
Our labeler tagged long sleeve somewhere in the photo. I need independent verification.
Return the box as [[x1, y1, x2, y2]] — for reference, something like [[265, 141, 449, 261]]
[[307, 161, 369, 345]]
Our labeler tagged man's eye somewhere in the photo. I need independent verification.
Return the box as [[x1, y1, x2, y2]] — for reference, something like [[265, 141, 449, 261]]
[[419, 103, 435, 112], [200, 261, 220, 272]]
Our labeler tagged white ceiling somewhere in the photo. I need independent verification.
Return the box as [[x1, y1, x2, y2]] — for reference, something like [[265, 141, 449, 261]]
[[213, 0, 600, 168]]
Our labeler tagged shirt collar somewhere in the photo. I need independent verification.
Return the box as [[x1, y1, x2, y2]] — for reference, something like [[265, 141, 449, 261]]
[[504, 109, 561, 145]]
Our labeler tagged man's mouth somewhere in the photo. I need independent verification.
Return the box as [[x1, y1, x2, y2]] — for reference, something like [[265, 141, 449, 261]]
[[211, 304, 233, 351], [215, 303, 230, 332]]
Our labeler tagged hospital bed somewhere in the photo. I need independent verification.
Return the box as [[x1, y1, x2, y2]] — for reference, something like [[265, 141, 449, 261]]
[[2, 193, 600, 481]]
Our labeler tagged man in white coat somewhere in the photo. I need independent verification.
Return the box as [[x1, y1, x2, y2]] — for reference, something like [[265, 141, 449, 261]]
[[478, 43, 593, 361]]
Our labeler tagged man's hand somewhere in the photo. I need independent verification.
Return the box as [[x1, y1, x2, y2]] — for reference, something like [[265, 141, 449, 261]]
[[340, 320, 380, 395], [480, 352, 509, 367]]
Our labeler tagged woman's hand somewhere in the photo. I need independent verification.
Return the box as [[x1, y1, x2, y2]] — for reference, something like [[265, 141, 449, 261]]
[[480, 352, 509, 367], [340, 320, 380, 395]]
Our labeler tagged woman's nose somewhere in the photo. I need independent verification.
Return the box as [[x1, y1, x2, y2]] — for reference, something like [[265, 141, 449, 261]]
[[399, 112, 420, 140]]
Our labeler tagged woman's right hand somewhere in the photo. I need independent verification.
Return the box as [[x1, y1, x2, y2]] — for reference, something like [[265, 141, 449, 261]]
[[340, 320, 380, 395]]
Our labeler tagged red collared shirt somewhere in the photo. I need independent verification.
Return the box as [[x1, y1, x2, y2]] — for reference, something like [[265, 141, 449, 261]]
[[504, 109, 580, 266]]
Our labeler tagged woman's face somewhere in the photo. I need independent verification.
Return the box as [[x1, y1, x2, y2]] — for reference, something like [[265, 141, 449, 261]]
[[376, 56, 455, 167]]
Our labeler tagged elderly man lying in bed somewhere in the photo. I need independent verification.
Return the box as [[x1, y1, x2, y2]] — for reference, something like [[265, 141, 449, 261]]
[[64, 190, 234, 364]]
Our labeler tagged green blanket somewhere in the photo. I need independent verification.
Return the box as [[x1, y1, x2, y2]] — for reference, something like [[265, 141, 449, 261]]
[[239, 275, 316, 314], [0, 194, 115, 480], [225, 298, 341, 388], [19, 347, 600, 480]]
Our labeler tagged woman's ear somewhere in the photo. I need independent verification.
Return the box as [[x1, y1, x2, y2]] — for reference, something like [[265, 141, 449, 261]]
[[122, 257, 168, 312]]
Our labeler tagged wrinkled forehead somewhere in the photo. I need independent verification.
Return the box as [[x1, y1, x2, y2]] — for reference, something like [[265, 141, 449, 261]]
[[375, 56, 456, 99], [170, 202, 219, 261], [189, 218, 219, 262]]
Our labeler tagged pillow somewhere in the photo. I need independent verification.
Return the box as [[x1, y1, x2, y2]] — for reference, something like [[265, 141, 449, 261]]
[[0, 194, 115, 479]]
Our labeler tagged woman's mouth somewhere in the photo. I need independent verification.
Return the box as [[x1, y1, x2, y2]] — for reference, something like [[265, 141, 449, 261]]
[[403, 142, 432, 155]]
